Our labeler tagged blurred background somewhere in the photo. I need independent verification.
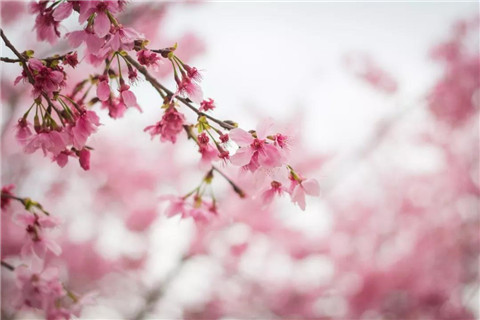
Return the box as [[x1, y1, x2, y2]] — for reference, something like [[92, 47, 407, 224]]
[[1, 1, 479, 319]]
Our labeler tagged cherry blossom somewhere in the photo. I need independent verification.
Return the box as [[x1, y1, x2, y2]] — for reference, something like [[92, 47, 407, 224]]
[[144, 106, 186, 143], [229, 121, 285, 171]]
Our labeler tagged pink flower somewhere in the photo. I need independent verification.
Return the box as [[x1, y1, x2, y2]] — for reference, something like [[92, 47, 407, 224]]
[[199, 143, 219, 165], [229, 121, 284, 172], [261, 181, 285, 205], [67, 30, 104, 54], [101, 97, 126, 119], [53, 150, 73, 168], [28, 59, 65, 97], [289, 177, 320, 211], [15, 265, 65, 310], [176, 76, 203, 104], [24, 130, 69, 157], [16, 213, 62, 265], [78, 1, 119, 38], [78, 148, 91, 171], [16, 118, 33, 144], [200, 98, 216, 112], [31, 3, 60, 44], [128, 67, 138, 83], [144, 106, 186, 143], [99, 25, 140, 55], [160, 195, 188, 218], [183, 64, 202, 82], [137, 49, 161, 69], [69, 111, 100, 149], [63, 52, 79, 68], [219, 133, 229, 143]]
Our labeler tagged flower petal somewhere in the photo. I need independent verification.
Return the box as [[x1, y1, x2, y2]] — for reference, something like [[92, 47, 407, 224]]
[[230, 147, 253, 167], [302, 178, 320, 196], [93, 12, 110, 38], [229, 128, 253, 146]]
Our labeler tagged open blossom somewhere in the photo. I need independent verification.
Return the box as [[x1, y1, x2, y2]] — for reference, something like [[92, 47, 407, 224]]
[[160, 195, 216, 224], [176, 75, 203, 103], [289, 175, 320, 211], [28, 59, 65, 98], [101, 97, 127, 119], [137, 49, 161, 69], [24, 130, 69, 158], [69, 110, 101, 149], [67, 29, 105, 55], [15, 265, 64, 311], [99, 25, 140, 55], [261, 181, 286, 205], [183, 64, 202, 82], [16, 213, 62, 267], [63, 52, 79, 68], [144, 106, 185, 143], [200, 98, 216, 112], [77, 1, 121, 38], [16, 118, 33, 144], [30, 2, 60, 44], [229, 121, 285, 172]]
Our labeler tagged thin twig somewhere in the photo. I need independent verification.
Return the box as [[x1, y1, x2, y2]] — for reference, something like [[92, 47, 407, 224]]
[[1, 29, 61, 116], [124, 54, 235, 130]]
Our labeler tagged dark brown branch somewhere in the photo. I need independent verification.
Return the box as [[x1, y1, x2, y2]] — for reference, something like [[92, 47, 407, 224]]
[[1, 261, 15, 271], [1, 29, 60, 114], [124, 54, 235, 130], [0, 56, 21, 63]]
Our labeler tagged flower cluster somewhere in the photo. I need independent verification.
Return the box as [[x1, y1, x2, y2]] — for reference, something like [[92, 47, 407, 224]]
[[145, 104, 186, 143], [1, 186, 91, 319]]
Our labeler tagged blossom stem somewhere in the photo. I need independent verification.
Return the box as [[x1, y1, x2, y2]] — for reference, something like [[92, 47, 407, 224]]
[[124, 54, 235, 130], [0, 29, 61, 118], [212, 166, 245, 198]]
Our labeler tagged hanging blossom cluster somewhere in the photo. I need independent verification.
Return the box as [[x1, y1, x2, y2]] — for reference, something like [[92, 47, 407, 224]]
[[4, 0, 319, 214], [1, 185, 94, 319], [1, 2, 319, 317]]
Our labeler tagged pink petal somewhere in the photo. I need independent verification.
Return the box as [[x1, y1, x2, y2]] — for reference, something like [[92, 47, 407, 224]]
[[256, 118, 274, 140], [55, 153, 68, 168], [28, 58, 43, 71], [46, 240, 62, 256], [291, 186, 306, 211], [79, 149, 90, 171], [52, 2, 73, 21], [302, 179, 320, 196], [93, 12, 110, 38], [230, 147, 254, 167], [258, 144, 282, 167], [97, 81, 110, 101], [121, 90, 137, 107], [229, 128, 253, 146], [67, 31, 85, 48], [86, 33, 105, 52]]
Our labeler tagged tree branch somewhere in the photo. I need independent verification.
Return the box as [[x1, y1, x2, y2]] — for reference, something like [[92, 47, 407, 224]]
[[124, 54, 236, 131]]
